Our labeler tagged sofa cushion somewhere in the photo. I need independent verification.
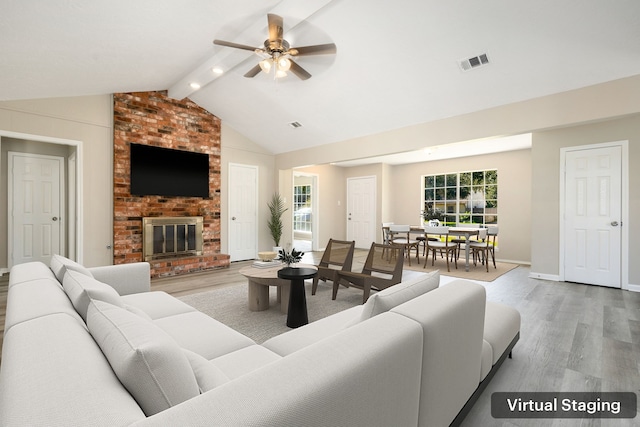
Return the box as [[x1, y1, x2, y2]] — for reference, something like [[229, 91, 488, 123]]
[[63, 270, 123, 322], [484, 301, 521, 364], [480, 339, 493, 381], [209, 344, 282, 381], [50, 254, 93, 283], [0, 313, 146, 427], [349, 270, 440, 326], [262, 306, 363, 356], [86, 300, 200, 416], [121, 291, 196, 320], [182, 349, 230, 393], [153, 311, 255, 360], [7, 261, 59, 287], [4, 278, 85, 333]]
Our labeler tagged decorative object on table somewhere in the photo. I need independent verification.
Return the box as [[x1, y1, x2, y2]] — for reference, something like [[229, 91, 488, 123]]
[[252, 251, 279, 268], [277, 248, 304, 267], [258, 251, 277, 262], [252, 260, 280, 268], [267, 192, 287, 252], [421, 202, 444, 227]]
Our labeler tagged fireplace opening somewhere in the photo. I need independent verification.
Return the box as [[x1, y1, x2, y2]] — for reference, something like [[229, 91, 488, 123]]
[[143, 216, 203, 261]]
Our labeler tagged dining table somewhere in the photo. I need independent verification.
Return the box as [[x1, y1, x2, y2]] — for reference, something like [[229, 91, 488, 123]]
[[398, 225, 481, 272]]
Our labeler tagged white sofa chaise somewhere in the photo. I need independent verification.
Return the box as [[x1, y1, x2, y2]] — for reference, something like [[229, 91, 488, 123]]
[[0, 256, 520, 427]]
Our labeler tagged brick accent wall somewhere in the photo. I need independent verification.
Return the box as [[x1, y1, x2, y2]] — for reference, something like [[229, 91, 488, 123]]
[[113, 91, 229, 277]]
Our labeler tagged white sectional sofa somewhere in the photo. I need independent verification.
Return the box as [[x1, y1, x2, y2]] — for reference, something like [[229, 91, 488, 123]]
[[0, 256, 520, 427]]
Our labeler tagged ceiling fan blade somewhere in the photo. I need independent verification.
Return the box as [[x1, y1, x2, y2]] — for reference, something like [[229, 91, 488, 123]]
[[289, 59, 312, 80], [213, 39, 257, 52], [291, 43, 337, 56], [267, 13, 284, 42], [244, 64, 262, 78]]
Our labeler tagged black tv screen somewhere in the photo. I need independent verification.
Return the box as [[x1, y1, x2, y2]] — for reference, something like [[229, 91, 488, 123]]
[[130, 144, 209, 198]]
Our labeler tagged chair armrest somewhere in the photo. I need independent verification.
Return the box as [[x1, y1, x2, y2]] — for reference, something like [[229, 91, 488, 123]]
[[88, 262, 151, 295]]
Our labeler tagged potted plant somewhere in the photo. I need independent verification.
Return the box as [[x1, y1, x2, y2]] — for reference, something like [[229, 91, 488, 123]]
[[422, 203, 444, 227], [277, 247, 304, 267], [267, 192, 287, 252]]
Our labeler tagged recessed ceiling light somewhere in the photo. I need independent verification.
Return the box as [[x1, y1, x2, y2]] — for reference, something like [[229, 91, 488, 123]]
[[212, 67, 224, 75], [189, 82, 201, 89]]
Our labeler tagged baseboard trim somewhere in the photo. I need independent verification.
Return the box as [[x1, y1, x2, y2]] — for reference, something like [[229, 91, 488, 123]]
[[528, 272, 561, 281], [625, 283, 640, 293]]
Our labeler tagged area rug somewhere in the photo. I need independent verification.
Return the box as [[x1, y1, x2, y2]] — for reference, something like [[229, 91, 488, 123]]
[[178, 280, 364, 343], [402, 256, 518, 282], [348, 250, 519, 282]]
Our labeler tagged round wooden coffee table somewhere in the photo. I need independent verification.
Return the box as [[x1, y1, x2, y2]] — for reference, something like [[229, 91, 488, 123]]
[[239, 263, 317, 313]]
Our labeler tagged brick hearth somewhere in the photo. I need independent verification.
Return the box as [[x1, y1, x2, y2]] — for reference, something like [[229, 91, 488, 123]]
[[113, 91, 229, 278]]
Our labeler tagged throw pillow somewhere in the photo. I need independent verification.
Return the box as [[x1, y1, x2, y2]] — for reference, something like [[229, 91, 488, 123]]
[[63, 269, 123, 322], [50, 254, 94, 283], [86, 300, 200, 416], [182, 349, 230, 393], [358, 270, 440, 322]]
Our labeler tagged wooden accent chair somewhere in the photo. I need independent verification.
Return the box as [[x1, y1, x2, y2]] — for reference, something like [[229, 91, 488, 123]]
[[423, 226, 458, 272], [311, 239, 356, 295], [334, 243, 405, 303]]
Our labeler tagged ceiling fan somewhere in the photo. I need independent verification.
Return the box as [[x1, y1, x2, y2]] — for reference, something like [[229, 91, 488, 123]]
[[213, 13, 336, 80]]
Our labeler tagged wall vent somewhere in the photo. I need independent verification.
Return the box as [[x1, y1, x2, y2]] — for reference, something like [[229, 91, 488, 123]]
[[458, 53, 490, 72], [288, 121, 303, 129]]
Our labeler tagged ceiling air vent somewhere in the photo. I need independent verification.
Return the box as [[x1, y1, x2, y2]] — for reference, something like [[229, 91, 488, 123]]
[[288, 121, 303, 129], [458, 53, 489, 72]]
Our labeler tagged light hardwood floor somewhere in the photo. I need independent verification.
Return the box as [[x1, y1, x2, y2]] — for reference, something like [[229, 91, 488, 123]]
[[1, 252, 639, 426]]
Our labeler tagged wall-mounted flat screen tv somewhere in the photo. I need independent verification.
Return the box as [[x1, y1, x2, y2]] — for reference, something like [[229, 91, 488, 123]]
[[130, 143, 209, 198]]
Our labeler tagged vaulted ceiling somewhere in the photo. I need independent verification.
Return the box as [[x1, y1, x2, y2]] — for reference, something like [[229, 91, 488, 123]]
[[2, 0, 639, 156]]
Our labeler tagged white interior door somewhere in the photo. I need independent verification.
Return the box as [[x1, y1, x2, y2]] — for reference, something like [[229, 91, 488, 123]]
[[229, 163, 258, 261], [8, 152, 65, 266], [347, 176, 376, 249], [563, 145, 622, 287]]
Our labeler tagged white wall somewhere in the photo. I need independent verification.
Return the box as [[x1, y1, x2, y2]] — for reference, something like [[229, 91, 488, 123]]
[[0, 95, 113, 267], [220, 123, 276, 254], [297, 150, 532, 264], [531, 115, 640, 287]]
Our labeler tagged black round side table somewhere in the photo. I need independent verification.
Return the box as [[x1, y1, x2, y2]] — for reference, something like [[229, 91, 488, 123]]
[[277, 267, 317, 328]]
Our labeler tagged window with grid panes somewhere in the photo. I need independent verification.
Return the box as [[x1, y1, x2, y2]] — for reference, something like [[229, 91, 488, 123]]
[[422, 170, 497, 226], [293, 185, 312, 232]]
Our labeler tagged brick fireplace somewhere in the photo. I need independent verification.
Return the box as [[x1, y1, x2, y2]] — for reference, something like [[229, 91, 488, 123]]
[[113, 91, 230, 278]]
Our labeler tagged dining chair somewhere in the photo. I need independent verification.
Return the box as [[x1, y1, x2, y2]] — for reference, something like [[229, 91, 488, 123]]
[[311, 239, 356, 295], [452, 223, 480, 260], [468, 228, 488, 270], [389, 224, 420, 266], [469, 227, 498, 271], [423, 226, 458, 272], [334, 243, 404, 303], [381, 222, 394, 245]]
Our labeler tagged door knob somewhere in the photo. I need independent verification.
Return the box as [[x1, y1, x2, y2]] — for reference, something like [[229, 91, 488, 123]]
[[52, 217, 58, 221], [611, 221, 619, 226], [231, 217, 236, 220]]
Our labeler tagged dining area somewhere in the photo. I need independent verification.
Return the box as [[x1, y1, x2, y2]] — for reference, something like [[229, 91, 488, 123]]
[[382, 223, 499, 274]]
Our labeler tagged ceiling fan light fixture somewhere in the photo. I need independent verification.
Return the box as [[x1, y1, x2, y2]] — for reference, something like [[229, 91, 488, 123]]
[[275, 69, 287, 79], [259, 59, 272, 73], [277, 57, 291, 71]]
